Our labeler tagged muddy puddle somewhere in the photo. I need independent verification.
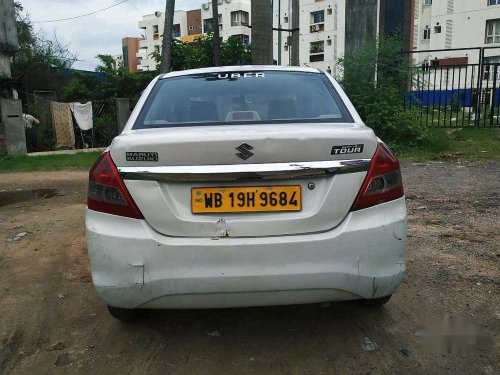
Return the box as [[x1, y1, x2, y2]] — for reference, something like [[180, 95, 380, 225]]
[[0, 189, 58, 208]]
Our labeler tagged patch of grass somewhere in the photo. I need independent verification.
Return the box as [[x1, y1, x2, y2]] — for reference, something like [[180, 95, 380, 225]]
[[395, 128, 500, 162], [0, 152, 100, 173]]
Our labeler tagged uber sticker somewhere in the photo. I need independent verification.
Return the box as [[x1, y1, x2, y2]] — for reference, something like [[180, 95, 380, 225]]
[[331, 144, 364, 155], [126, 152, 158, 162]]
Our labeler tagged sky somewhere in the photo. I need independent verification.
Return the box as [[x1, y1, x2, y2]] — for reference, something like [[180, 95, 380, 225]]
[[20, 0, 205, 71]]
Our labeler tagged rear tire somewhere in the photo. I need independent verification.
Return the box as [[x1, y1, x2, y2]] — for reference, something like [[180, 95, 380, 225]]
[[107, 306, 138, 322], [361, 295, 392, 307]]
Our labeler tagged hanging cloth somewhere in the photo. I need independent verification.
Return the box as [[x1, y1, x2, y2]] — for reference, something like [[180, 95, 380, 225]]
[[69, 102, 93, 131], [50, 101, 75, 149]]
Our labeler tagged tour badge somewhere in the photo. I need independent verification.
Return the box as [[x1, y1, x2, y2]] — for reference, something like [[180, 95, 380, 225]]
[[331, 144, 364, 155]]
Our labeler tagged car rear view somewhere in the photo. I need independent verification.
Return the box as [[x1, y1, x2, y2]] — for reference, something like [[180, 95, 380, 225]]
[[85, 66, 407, 321]]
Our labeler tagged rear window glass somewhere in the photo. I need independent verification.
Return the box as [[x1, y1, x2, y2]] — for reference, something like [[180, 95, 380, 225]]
[[134, 71, 352, 129]]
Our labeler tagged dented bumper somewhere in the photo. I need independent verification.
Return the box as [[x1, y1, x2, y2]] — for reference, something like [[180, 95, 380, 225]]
[[86, 197, 407, 309]]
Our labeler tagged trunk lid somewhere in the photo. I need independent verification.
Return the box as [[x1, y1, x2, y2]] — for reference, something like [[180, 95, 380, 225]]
[[111, 123, 378, 238]]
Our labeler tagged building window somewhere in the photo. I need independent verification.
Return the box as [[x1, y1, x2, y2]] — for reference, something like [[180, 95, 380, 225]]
[[423, 0, 432, 5], [204, 18, 214, 31], [173, 24, 181, 38], [231, 11, 249, 26], [434, 25, 441, 33], [310, 54, 324, 62], [483, 56, 500, 80], [423, 26, 431, 40], [310, 41, 324, 54], [235, 34, 250, 47], [204, 15, 223, 32], [311, 10, 325, 24], [486, 19, 500, 43], [153, 25, 159, 34], [284, 16, 289, 23], [488, 0, 500, 5], [327, 8, 332, 15], [154, 45, 160, 54]]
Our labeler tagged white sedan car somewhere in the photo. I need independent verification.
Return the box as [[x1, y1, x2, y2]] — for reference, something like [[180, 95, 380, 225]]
[[86, 66, 407, 321]]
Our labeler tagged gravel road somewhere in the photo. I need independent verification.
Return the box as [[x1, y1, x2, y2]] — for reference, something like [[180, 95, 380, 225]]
[[0, 161, 498, 374]]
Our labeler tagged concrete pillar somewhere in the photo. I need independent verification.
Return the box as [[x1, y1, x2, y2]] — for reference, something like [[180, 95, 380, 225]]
[[251, 0, 273, 65], [0, 99, 27, 156], [116, 98, 130, 133]]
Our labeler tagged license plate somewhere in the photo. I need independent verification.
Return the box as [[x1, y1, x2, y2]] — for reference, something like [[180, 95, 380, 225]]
[[191, 185, 302, 214]]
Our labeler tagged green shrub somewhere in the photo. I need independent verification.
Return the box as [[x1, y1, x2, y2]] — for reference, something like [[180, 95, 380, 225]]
[[93, 110, 117, 147], [336, 34, 428, 147]]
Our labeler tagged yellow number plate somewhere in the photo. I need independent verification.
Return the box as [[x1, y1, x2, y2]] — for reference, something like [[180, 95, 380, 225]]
[[191, 185, 302, 214]]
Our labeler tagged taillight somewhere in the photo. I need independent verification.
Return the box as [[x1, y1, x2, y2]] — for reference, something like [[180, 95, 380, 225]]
[[88, 152, 144, 219], [350, 143, 404, 211]]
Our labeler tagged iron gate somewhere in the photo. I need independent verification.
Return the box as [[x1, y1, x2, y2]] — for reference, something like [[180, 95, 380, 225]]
[[404, 47, 500, 128]]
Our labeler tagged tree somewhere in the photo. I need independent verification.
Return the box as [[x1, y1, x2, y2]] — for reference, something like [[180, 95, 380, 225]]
[[222, 35, 251, 66], [62, 55, 155, 103], [211, 0, 222, 66], [61, 55, 156, 147], [160, 0, 175, 73], [11, 2, 77, 77], [151, 34, 251, 71], [336, 33, 427, 147]]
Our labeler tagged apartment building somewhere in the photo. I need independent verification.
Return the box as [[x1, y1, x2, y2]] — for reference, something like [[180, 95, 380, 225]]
[[111, 54, 123, 70], [136, 2, 251, 71], [137, 10, 202, 71], [273, 0, 412, 74], [412, 0, 500, 65], [134, 0, 412, 73], [122, 37, 141, 73], [201, 0, 252, 46], [272, 0, 342, 71]]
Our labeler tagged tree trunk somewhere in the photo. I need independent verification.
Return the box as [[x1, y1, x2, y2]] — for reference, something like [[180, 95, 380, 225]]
[[160, 0, 175, 73], [290, 0, 300, 66], [211, 0, 222, 66], [251, 0, 273, 65]]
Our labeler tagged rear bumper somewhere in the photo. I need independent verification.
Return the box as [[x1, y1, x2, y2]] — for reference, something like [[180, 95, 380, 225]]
[[86, 197, 407, 309]]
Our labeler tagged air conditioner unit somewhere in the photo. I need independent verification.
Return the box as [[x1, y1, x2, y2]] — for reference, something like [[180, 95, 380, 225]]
[[311, 24, 320, 32]]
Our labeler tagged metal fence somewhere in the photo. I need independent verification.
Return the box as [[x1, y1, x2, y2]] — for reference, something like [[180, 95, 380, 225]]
[[404, 47, 500, 128], [406, 63, 500, 128]]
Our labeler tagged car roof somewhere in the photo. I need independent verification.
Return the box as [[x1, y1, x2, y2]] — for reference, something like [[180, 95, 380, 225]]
[[161, 65, 322, 79]]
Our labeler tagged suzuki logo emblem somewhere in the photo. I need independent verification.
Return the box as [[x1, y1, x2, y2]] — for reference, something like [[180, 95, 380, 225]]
[[235, 143, 254, 160]]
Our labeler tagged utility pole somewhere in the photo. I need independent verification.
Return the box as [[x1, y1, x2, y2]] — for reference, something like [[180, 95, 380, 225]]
[[277, 0, 281, 65], [0, 0, 18, 78], [160, 0, 175, 73], [251, 0, 273, 65], [211, 0, 222, 66], [290, 0, 299, 66]]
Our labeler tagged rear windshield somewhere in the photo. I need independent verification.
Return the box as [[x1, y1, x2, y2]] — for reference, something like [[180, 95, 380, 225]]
[[134, 71, 352, 129]]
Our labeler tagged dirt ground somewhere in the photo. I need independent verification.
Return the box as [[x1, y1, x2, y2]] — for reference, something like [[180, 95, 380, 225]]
[[0, 161, 499, 375]]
